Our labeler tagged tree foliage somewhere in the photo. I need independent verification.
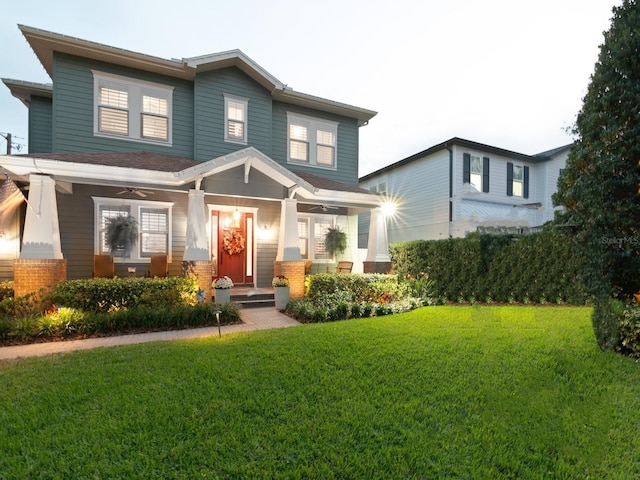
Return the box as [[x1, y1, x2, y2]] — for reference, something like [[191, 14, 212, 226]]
[[553, 0, 640, 300]]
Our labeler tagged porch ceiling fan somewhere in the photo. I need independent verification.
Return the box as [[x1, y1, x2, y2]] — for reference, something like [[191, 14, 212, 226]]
[[309, 204, 339, 212], [116, 187, 155, 198]]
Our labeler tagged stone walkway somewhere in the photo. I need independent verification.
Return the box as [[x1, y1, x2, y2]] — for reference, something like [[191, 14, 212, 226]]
[[0, 307, 301, 361]]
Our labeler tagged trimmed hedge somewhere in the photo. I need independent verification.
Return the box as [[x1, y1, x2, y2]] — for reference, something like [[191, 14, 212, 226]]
[[49, 276, 200, 312], [0, 276, 240, 345], [390, 229, 589, 305]]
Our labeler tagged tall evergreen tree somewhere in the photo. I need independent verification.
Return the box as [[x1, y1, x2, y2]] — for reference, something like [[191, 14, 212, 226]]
[[554, 0, 640, 302]]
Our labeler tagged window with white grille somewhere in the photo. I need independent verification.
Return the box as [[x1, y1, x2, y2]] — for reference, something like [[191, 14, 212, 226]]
[[93, 71, 173, 144], [297, 214, 335, 262], [298, 219, 309, 258], [224, 94, 248, 144], [98, 205, 130, 254], [140, 208, 168, 256], [287, 113, 338, 169], [93, 197, 173, 262]]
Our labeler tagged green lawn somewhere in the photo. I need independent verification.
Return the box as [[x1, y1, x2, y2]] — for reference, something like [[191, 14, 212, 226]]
[[1, 306, 639, 478]]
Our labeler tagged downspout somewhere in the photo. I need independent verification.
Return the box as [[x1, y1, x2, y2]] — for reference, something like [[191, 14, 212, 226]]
[[446, 144, 453, 238]]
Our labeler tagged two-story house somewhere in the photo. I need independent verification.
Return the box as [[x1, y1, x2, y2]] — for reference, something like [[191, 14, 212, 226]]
[[0, 25, 391, 298], [358, 137, 570, 245]]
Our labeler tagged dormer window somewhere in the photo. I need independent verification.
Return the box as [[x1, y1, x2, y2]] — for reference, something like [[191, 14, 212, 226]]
[[287, 113, 338, 169], [224, 94, 248, 144], [92, 71, 173, 145]]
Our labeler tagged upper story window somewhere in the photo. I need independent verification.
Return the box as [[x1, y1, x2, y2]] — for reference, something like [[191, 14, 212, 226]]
[[369, 181, 387, 194], [463, 153, 489, 193], [93, 197, 173, 262], [92, 71, 173, 145], [224, 94, 248, 144], [507, 162, 530, 198], [287, 113, 338, 169]]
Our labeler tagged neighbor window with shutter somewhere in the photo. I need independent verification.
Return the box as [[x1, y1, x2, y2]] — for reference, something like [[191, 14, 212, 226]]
[[93, 197, 173, 263], [224, 94, 248, 144], [287, 113, 338, 169], [463, 153, 490, 193], [93, 71, 173, 144], [507, 163, 529, 198]]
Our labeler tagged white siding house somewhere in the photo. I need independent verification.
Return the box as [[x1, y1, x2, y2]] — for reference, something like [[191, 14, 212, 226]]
[[359, 138, 571, 243]]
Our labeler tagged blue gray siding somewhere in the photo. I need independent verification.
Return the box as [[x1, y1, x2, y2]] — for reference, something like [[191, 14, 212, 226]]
[[194, 67, 272, 161], [272, 101, 360, 185], [52, 53, 194, 157], [28, 96, 53, 153]]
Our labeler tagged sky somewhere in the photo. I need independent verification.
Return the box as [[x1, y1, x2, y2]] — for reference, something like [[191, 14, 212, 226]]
[[0, 0, 620, 176]]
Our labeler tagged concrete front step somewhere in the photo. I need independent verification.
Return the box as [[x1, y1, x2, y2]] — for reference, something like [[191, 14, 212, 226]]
[[231, 292, 275, 309]]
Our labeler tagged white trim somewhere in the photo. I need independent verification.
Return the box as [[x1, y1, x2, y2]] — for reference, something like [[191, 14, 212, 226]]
[[92, 70, 174, 145], [1, 147, 384, 207], [92, 196, 174, 263]]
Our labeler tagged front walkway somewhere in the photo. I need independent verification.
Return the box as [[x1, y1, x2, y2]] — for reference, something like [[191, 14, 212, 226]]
[[0, 307, 300, 361]]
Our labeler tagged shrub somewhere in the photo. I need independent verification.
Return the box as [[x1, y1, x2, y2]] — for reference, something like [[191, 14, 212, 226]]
[[0, 281, 14, 301], [49, 276, 200, 313], [290, 273, 420, 323], [592, 297, 625, 351], [390, 229, 590, 305], [0, 292, 42, 319], [616, 304, 640, 358]]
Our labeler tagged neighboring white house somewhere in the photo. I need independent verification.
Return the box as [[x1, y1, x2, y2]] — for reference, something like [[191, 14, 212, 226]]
[[358, 137, 571, 245]]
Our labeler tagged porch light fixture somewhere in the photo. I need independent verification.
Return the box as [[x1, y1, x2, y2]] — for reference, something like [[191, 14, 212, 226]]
[[381, 201, 397, 218], [258, 224, 272, 240]]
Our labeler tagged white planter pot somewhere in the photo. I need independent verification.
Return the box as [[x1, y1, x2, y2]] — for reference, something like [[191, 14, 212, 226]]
[[274, 286, 290, 310], [214, 288, 231, 304]]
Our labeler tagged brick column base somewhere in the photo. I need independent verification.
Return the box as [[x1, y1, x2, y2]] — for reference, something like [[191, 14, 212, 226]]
[[182, 260, 213, 303], [14, 258, 67, 300], [274, 260, 305, 298], [363, 261, 393, 274]]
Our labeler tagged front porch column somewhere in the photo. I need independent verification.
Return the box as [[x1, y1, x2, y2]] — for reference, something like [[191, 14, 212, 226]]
[[21, 174, 62, 260], [274, 198, 304, 298], [364, 207, 392, 274], [184, 189, 209, 261], [15, 174, 66, 298], [182, 188, 213, 303]]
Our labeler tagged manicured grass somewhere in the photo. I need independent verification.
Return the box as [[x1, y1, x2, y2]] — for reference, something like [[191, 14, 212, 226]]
[[1, 306, 639, 478]]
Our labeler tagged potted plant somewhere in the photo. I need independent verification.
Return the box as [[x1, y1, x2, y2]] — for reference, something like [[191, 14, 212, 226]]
[[324, 226, 347, 271], [212, 276, 234, 304], [272, 275, 290, 311], [105, 214, 138, 257]]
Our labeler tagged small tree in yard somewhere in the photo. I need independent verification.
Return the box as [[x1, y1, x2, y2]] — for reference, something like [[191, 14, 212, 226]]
[[553, 0, 640, 350]]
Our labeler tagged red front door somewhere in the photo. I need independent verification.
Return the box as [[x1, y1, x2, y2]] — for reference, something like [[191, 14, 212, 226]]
[[214, 210, 253, 285]]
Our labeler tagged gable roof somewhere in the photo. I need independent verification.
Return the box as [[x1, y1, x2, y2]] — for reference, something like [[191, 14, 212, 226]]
[[360, 137, 566, 182], [1, 78, 52, 107], [17, 25, 377, 126]]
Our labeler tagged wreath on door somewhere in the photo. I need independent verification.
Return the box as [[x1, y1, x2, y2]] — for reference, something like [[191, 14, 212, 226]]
[[223, 230, 246, 256]]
